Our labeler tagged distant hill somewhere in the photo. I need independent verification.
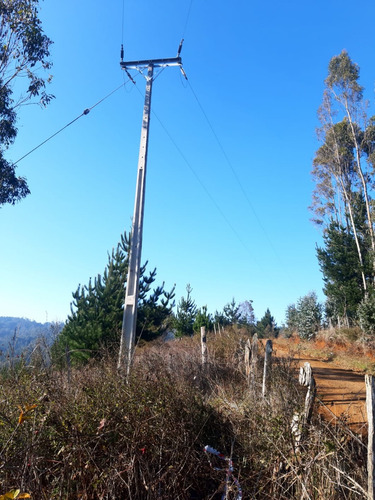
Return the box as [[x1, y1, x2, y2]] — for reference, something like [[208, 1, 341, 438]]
[[0, 316, 63, 354]]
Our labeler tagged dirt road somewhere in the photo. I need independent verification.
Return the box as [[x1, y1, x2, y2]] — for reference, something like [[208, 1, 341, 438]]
[[272, 340, 367, 428]]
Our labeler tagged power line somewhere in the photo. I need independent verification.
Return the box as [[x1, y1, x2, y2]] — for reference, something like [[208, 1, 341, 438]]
[[182, 0, 194, 39], [186, 77, 289, 272], [131, 83, 264, 270], [13, 82, 128, 166], [121, 0, 125, 44]]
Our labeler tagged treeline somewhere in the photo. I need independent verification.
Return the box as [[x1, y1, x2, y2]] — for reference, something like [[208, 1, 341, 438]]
[[53, 50, 375, 363], [52, 230, 281, 365], [0, 317, 62, 355]]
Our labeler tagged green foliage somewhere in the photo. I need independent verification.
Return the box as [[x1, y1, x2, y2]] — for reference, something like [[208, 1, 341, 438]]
[[174, 284, 197, 337], [193, 305, 213, 333], [52, 231, 174, 363], [256, 308, 279, 338], [325, 50, 363, 101], [212, 298, 255, 332], [0, 0, 54, 206], [223, 297, 240, 325], [357, 291, 375, 338], [285, 304, 298, 334], [317, 220, 369, 326], [213, 309, 227, 327]]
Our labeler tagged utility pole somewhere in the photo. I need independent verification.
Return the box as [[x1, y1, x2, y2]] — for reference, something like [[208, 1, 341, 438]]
[[117, 43, 186, 375]]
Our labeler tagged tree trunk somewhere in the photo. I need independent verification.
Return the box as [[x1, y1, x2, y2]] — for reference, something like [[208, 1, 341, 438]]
[[345, 104, 375, 279], [336, 172, 367, 292]]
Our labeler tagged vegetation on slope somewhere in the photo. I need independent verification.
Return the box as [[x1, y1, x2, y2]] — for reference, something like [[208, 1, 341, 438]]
[[0, 330, 367, 499]]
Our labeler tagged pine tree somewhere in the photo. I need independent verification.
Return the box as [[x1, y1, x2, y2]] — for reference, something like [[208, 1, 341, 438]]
[[193, 305, 213, 334], [317, 219, 369, 326], [256, 309, 279, 338], [223, 298, 240, 325], [52, 231, 174, 364], [174, 284, 197, 337]]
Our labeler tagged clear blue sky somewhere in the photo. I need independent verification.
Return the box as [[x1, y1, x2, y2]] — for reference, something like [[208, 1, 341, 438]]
[[1, 0, 375, 325]]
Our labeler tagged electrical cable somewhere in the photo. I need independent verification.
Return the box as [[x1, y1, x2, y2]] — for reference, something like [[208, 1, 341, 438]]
[[121, 0, 125, 44], [13, 81, 128, 166], [132, 83, 264, 270], [186, 77, 291, 274], [182, 0, 194, 39]]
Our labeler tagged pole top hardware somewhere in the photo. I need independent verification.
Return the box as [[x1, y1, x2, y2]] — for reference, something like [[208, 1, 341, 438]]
[[120, 40, 186, 74]]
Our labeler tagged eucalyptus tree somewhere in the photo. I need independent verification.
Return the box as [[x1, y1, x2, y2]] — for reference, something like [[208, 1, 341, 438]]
[[0, 0, 54, 206], [312, 51, 375, 296], [325, 51, 375, 258], [295, 293, 322, 340]]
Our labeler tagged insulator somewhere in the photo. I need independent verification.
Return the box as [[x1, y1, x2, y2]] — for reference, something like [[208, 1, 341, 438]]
[[177, 39, 184, 56]]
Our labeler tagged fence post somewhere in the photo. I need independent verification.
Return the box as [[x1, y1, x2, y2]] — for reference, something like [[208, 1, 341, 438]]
[[249, 333, 258, 389], [366, 374, 375, 500], [300, 362, 316, 425], [201, 326, 208, 367], [262, 339, 273, 397], [244, 338, 251, 380], [291, 362, 316, 450]]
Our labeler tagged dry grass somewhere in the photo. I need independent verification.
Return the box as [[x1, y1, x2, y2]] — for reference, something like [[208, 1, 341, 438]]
[[275, 329, 375, 374], [0, 330, 368, 499]]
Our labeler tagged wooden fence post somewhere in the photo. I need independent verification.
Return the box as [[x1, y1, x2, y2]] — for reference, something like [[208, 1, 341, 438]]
[[249, 333, 258, 389], [262, 340, 273, 397], [201, 326, 208, 367], [244, 338, 251, 380], [301, 362, 316, 426], [291, 362, 316, 450], [366, 374, 375, 500]]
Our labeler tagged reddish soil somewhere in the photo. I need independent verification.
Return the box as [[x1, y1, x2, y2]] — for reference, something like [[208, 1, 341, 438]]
[[271, 339, 367, 429]]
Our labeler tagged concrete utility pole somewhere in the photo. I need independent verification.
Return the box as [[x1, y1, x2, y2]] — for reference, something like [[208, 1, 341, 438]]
[[117, 43, 185, 375]]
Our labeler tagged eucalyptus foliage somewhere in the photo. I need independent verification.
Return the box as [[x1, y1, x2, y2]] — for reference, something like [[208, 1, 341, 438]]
[[0, 0, 54, 206], [296, 292, 322, 340], [357, 292, 375, 338]]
